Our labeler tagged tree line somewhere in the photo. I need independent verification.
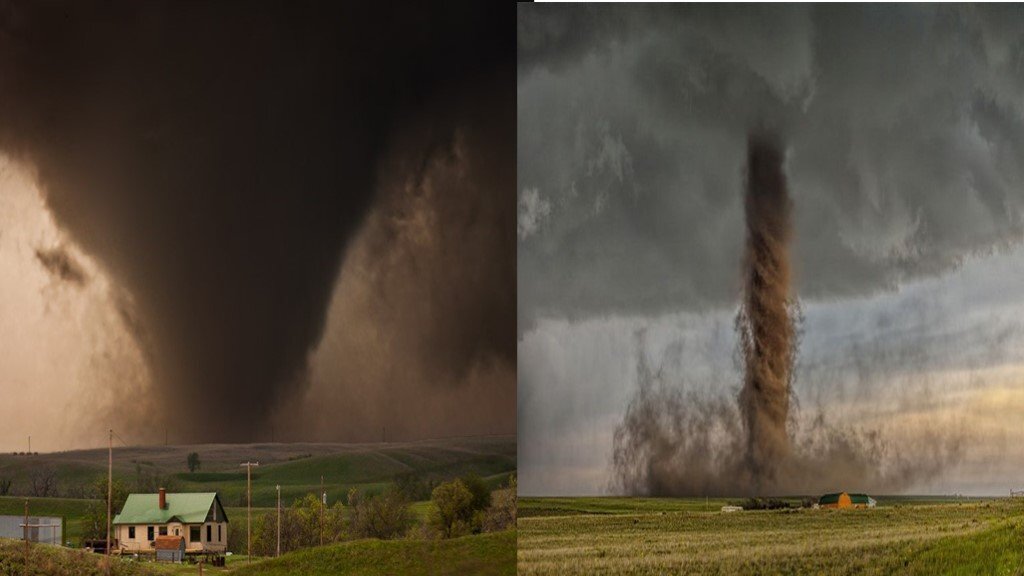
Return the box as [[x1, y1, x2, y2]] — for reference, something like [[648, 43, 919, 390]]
[[243, 472, 517, 555]]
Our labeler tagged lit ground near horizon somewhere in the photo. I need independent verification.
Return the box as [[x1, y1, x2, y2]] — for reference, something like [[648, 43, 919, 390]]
[[517, 497, 1024, 575]]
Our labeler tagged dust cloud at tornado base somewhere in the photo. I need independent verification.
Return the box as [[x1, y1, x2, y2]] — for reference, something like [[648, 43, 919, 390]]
[[611, 138, 965, 497]]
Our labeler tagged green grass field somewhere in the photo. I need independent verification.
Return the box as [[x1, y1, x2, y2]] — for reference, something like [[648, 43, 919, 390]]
[[0, 436, 515, 509], [0, 531, 515, 576], [518, 496, 1024, 575], [0, 537, 162, 575], [0, 437, 513, 516], [229, 531, 516, 576]]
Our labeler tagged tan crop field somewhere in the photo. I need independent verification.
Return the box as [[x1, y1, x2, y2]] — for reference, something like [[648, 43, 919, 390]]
[[517, 497, 1024, 575]]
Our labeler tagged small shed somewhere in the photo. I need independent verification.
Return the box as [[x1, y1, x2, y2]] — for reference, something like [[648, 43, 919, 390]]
[[155, 536, 185, 562]]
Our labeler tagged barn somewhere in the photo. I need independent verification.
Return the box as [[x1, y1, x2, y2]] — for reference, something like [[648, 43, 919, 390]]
[[154, 535, 185, 562], [112, 488, 228, 554], [819, 492, 876, 509]]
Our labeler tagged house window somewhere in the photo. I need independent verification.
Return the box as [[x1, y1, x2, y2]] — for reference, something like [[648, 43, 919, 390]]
[[128, 526, 135, 539], [206, 525, 212, 542], [218, 525, 222, 542], [159, 526, 167, 536], [190, 525, 200, 542], [147, 526, 154, 541], [175, 528, 180, 536]]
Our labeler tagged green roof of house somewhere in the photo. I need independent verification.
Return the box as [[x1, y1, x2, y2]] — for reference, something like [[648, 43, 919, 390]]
[[113, 492, 227, 525], [848, 493, 872, 504]]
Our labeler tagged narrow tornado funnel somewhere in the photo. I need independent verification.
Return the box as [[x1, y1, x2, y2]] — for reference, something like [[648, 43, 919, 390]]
[[737, 134, 796, 487]]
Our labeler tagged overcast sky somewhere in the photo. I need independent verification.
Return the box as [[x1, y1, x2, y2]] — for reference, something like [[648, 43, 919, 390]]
[[518, 4, 1024, 496]]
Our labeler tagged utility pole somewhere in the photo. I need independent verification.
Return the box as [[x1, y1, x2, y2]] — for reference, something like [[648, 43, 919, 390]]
[[21, 513, 61, 554], [319, 475, 324, 546], [239, 461, 259, 563], [106, 428, 112, 576], [23, 499, 28, 576], [27, 436, 30, 454], [276, 484, 281, 557]]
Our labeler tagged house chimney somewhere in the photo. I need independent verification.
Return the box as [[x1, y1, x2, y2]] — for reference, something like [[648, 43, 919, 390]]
[[159, 487, 167, 510]]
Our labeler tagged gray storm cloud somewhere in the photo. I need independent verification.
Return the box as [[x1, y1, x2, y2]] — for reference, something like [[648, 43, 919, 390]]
[[519, 4, 1024, 496], [518, 4, 1024, 332]]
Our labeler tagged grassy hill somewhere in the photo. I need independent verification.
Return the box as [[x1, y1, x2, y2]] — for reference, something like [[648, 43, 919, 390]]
[[0, 436, 515, 509], [230, 531, 516, 576], [0, 531, 516, 576], [0, 537, 162, 575]]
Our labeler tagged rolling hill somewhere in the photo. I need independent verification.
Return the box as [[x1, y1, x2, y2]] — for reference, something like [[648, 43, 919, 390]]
[[230, 531, 516, 576], [0, 436, 515, 508], [0, 436, 515, 550]]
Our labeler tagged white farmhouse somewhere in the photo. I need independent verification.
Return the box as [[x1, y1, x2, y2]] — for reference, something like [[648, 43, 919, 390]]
[[112, 489, 228, 555]]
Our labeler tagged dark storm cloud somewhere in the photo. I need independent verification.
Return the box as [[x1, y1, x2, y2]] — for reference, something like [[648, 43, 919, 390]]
[[0, 1, 512, 442], [517, 4, 1024, 331], [283, 76, 516, 442]]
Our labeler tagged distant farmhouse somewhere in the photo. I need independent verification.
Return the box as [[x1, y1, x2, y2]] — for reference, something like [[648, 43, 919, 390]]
[[112, 489, 228, 557], [819, 492, 876, 509]]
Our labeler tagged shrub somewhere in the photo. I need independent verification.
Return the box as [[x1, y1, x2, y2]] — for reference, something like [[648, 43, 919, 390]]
[[737, 497, 793, 510], [187, 452, 201, 472], [482, 473, 517, 532], [393, 472, 436, 502], [431, 479, 474, 538], [248, 492, 347, 556], [461, 474, 492, 513], [348, 487, 412, 540]]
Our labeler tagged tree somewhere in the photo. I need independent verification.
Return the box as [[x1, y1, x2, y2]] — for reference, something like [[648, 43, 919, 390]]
[[393, 472, 435, 502], [0, 477, 11, 496], [461, 474, 492, 513], [248, 492, 347, 556], [29, 466, 57, 497], [348, 487, 412, 540], [187, 452, 201, 472], [133, 462, 178, 493], [81, 477, 130, 542], [431, 479, 473, 538], [482, 473, 516, 532]]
